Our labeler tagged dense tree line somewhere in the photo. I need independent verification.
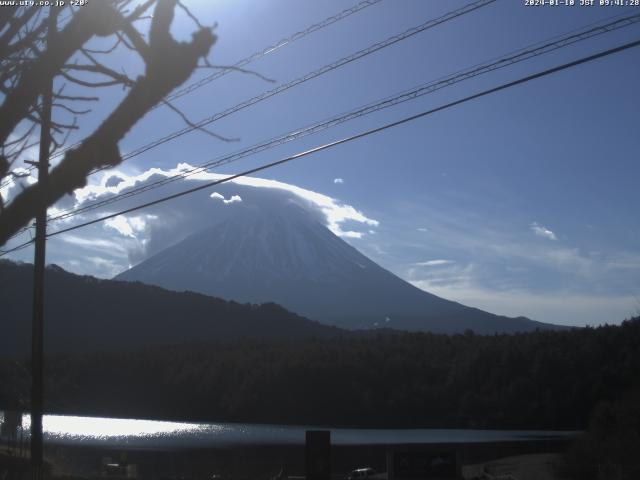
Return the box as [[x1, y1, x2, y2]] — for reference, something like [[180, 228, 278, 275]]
[[2, 317, 639, 430], [563, 389, 640, 479]]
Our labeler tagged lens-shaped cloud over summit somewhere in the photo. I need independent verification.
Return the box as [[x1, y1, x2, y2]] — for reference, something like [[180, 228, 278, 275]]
[[15, 163, 378, 278]]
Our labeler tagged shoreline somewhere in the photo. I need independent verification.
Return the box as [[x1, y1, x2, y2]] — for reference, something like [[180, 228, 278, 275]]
[[9, 411, 580, 449], [32, 437, 572, 479]]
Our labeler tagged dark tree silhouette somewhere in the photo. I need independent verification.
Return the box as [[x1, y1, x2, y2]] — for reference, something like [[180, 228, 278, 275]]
[[0, 0, 217, 245]]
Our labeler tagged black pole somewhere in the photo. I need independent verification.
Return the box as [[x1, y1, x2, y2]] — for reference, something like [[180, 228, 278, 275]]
[[30, 6, 56, 479]]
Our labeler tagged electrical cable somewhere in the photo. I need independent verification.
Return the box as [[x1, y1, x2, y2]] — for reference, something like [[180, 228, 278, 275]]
[[0, 0, 385, 188], [32, 11, 640, 227], [3, 35, 639, 256]]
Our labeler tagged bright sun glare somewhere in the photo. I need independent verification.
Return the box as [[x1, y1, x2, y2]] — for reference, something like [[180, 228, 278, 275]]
[[22, 414, 208, 439]]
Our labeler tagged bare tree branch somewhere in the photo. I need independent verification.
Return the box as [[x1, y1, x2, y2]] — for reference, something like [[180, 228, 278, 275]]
[[177, 1, 206, 30], [162, 99, 238, 143], [0, 0, 216, 245], [0, 7, 38, 58], [52, 103, 91, 116], [0, 1, 151, 147], [199, 59, 276, 83], [53, 93, 99, 102], [59, 69, 129, 89], [62, 61, 136, 87]]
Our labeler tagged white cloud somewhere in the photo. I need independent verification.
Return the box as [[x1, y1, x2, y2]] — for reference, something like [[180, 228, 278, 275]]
[[216, 171, 378, 237], [333, 178, 344, 184], [210, 192, 242, 204], [341, 231, 364, 239], [14, 163, 380, 277], [105, 216, 136, 238], [104, 215, 148, 239], [46, 205, 80, 224], [0, 132, 41, 202], [414, 259, 454, 267], [531, 222, 557, 240], [12, 167, 31, 176], [0, 170, 38, 203], [74, 163, 378, 239], [417, 227, 428, 232]]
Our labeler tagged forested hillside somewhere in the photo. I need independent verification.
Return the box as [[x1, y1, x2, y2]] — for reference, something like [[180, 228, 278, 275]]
[[2, 318, 638, 430], [0, 260, 344, 356]]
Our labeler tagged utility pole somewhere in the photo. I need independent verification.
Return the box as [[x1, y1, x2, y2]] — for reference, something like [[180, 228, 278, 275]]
[[28, 6, 56, 479]]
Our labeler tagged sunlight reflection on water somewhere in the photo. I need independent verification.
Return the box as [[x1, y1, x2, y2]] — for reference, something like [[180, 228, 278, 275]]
[[17, 414, 304, 447], [23, 414, 213, 439], [8, 413, 579, 448]]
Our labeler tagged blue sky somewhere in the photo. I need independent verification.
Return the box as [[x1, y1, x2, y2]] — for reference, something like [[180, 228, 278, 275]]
[[3, 0, 640, 326]]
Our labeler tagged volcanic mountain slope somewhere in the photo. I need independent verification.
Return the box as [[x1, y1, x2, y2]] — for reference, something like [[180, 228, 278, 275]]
[[0, 259, 343, 357], [115, 203, 559, 334]]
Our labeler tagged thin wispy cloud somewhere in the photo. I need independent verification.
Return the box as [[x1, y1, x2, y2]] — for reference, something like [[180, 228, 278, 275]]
[[415, 259, 454, 267], [361, 194, 640, 326], [58, 234, 128, 256], [408, 261, 474, 288], [531, 222, 557, 241], [333, 178, 344, 184], [606, 252, 640, 270]]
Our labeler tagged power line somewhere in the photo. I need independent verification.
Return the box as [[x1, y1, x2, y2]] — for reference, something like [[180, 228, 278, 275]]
[[3, 36, 639, 257], [15, 0, 493, 187], [164, 0, 385, 104], [1, 0, 385, 189], [3, 0, 498, 241], [30, 11, 640, 228], [112, 0, 496, 164], [41, 0, 385, 165]]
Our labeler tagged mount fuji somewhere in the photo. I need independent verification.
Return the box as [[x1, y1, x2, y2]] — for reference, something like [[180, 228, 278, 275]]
[[115, 201, 558, 334]]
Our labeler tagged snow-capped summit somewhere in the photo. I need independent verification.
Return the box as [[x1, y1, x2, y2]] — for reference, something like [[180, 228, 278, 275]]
[[115, 202, 557, 334]]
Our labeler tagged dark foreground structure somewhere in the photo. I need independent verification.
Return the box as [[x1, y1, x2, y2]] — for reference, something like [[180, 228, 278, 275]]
[[1, 434, 573, 480]]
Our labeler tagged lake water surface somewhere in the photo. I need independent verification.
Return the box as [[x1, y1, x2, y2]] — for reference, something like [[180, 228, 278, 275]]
[[6, 414, 579, 448]]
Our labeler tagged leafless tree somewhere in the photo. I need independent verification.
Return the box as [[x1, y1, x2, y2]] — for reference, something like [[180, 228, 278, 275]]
[[0, 0, 218, 246]]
